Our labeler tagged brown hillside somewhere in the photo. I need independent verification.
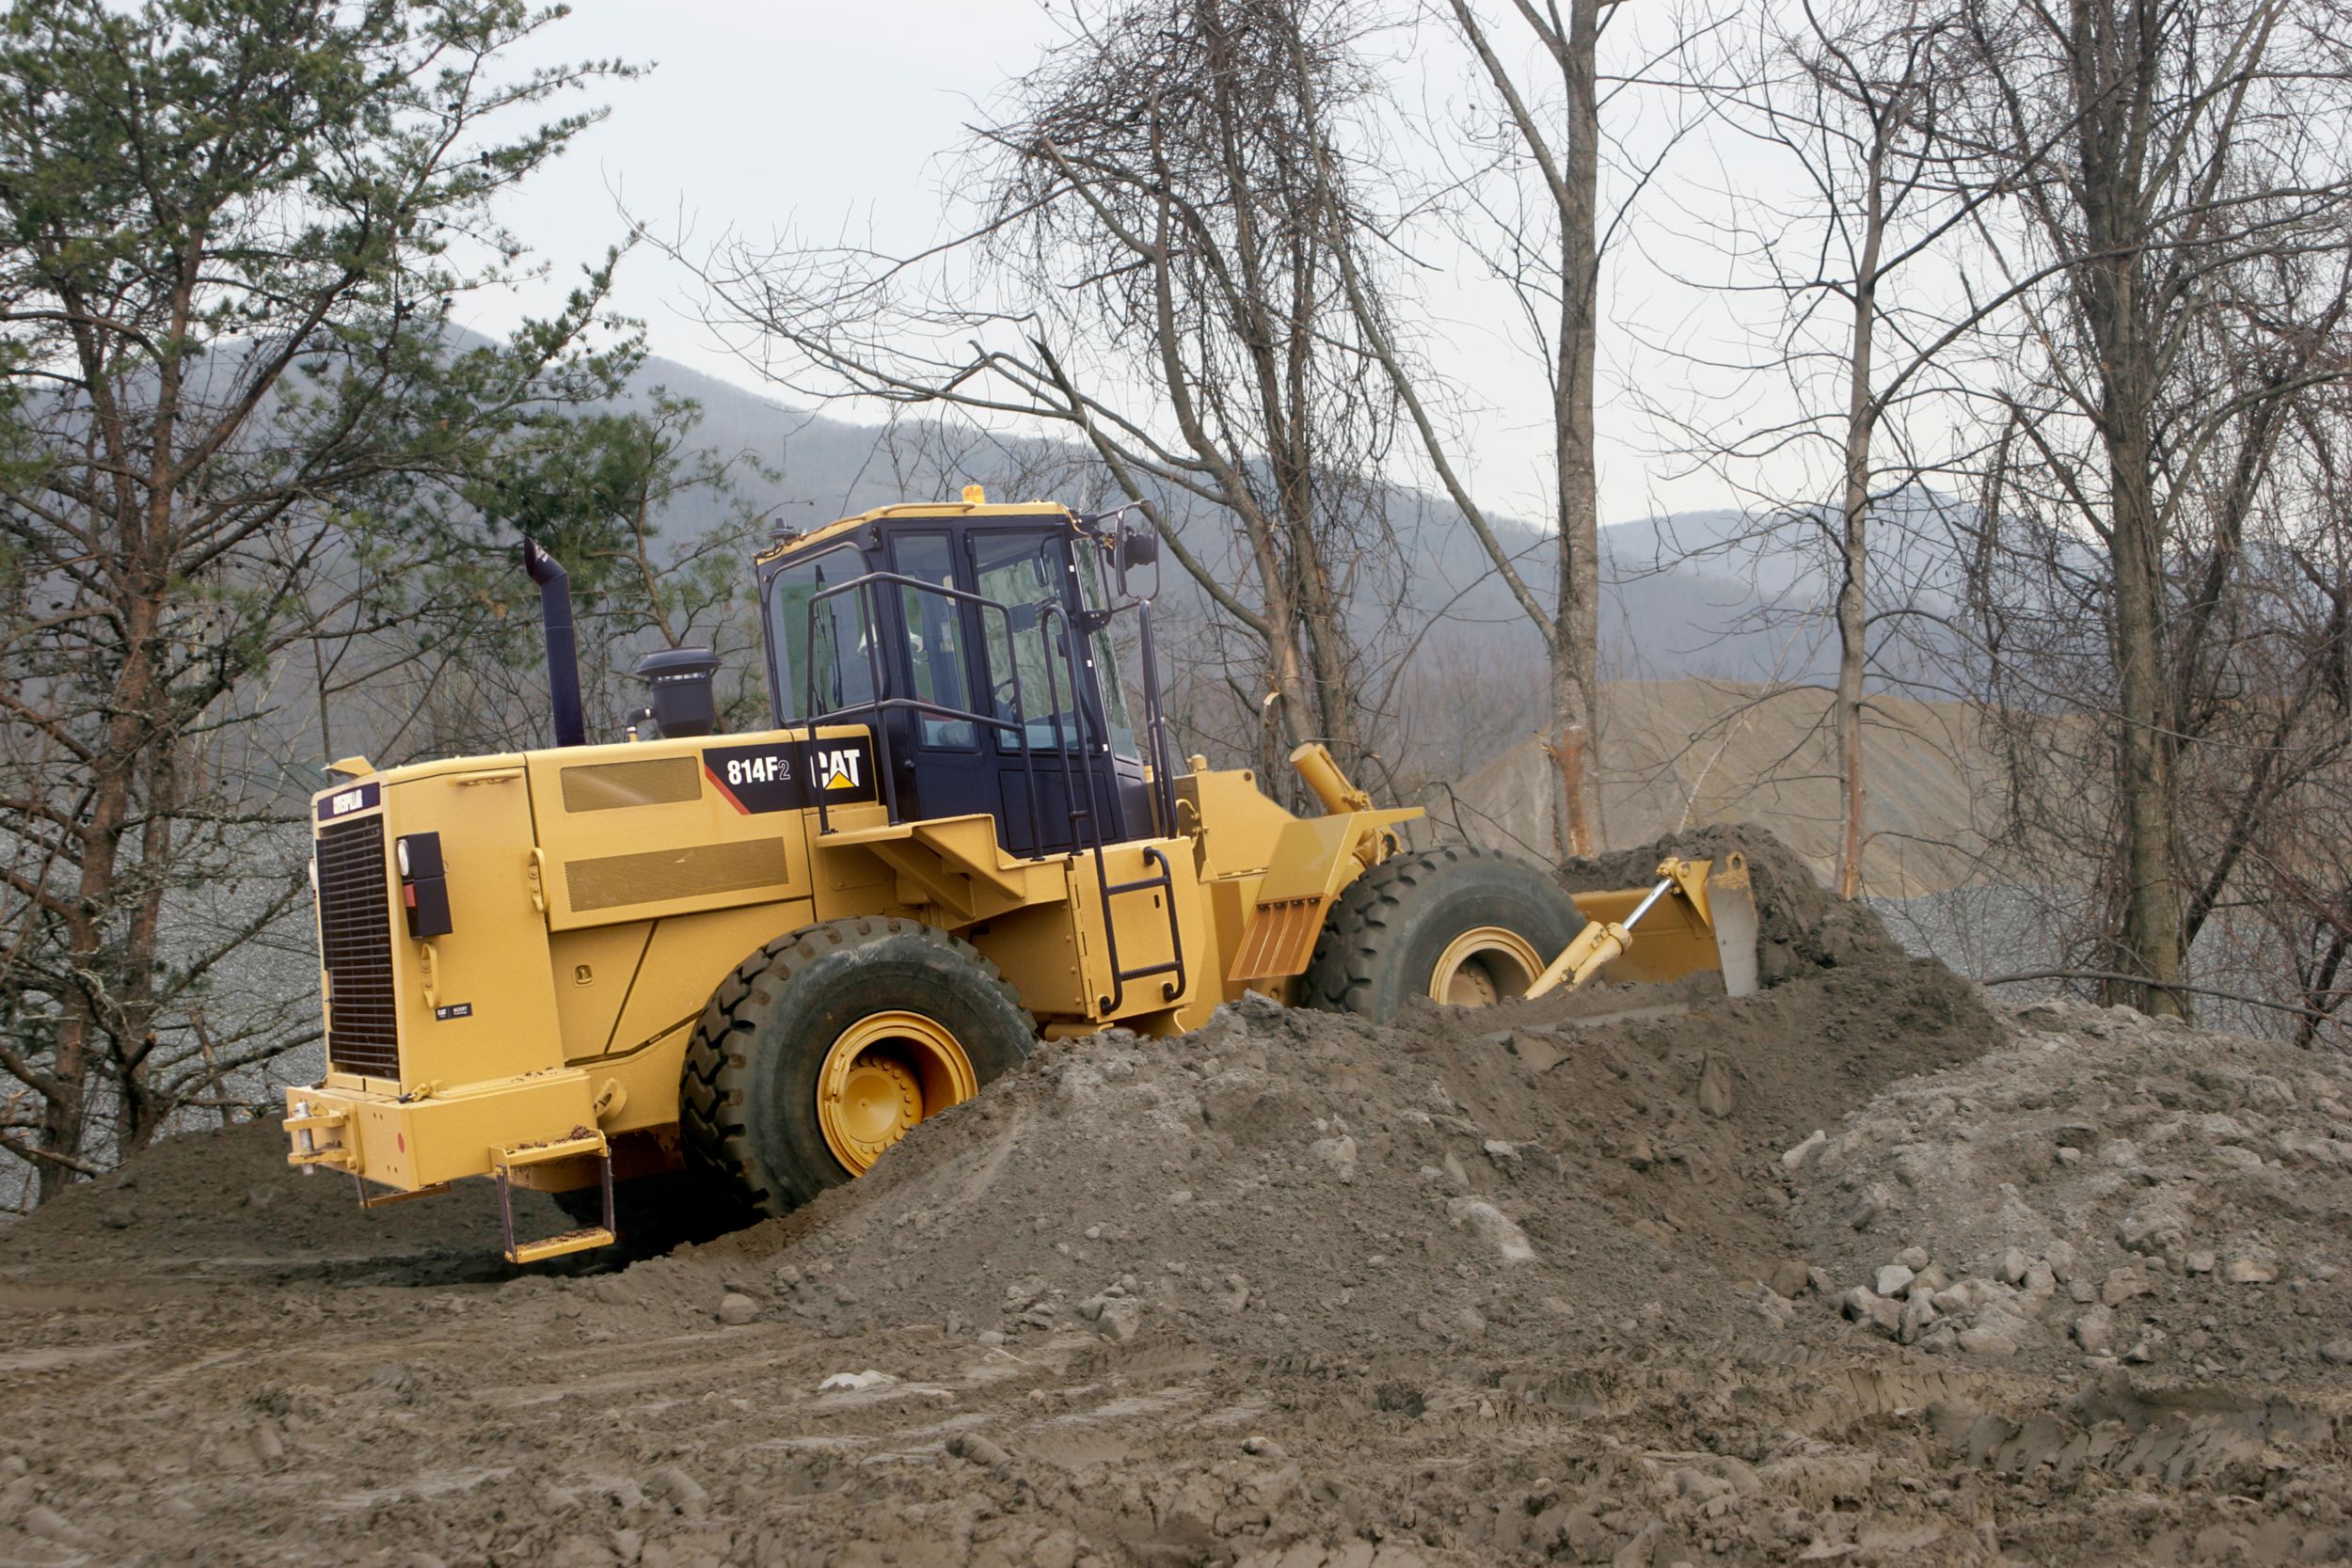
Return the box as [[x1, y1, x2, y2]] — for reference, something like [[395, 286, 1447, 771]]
[[1437, 679, 2002, 896]]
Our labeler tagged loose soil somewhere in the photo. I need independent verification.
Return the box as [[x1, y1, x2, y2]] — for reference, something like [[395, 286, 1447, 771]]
[[4, 830, 2345, 1567]]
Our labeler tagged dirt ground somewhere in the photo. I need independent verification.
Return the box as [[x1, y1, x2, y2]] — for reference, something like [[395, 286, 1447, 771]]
[[4, 831, 2347, 1568]]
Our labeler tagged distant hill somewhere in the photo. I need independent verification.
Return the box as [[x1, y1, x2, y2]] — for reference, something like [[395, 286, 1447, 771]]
[[631, 354, 1970, 700]]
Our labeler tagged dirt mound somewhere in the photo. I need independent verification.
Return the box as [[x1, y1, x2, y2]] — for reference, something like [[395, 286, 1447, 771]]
[[1791, 995, 2352, 1381], [2, 1118, 565, 1285], [6, 827, 2349, 1568], [599, 826, 2003, 1362]]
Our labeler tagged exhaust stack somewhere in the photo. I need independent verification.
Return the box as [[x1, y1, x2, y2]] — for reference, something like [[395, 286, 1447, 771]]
[[521, 538, 587, 750]]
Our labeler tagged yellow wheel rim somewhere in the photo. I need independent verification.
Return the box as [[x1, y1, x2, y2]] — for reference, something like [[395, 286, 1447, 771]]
[[816, 1011, 979, 1175], [1429, 926, 1544, 1007]]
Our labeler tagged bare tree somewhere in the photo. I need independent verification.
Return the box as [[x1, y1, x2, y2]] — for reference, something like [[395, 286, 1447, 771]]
[[1315, 0, 1618, 856], [667, 0, 1410, 786], [1952, 0, 2352, 1016]]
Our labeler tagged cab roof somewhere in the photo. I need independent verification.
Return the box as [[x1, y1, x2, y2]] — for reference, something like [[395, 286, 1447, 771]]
[[753, 495, 1078, 567]]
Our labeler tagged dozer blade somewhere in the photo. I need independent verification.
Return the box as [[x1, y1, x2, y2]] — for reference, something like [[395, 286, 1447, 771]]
[[1557, 851, 1763, 998], [1706, 857, 1761, 999]]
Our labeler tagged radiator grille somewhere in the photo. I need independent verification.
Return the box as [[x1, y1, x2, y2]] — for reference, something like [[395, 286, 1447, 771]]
[[565, 840, 791, 912], [561, 755, 702, 813], [316, 815, 399, 1079]]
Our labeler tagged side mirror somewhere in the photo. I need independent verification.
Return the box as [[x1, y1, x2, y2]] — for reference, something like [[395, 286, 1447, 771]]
[[1119, 525, 1158, 574]]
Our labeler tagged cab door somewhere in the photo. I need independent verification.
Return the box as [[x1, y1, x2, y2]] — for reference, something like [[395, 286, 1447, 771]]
[[967, 526, 1128, 858], [880, 530, 993, 830]]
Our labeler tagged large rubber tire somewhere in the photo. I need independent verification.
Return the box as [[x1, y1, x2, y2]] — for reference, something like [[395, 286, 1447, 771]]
[[680, 917, 1038, 1216], [1300, 846, 1585, 1025]]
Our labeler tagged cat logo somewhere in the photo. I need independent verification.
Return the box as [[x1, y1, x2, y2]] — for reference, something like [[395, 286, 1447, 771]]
[[817, 747, 862, 791]]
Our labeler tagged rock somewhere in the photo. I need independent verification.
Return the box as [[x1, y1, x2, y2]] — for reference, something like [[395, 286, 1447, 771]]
[[2101, 1269, 2151, 1307], [1913, 1263, 1950, 1295], [1234, 989, 1284, 1020], [1957, 1323, 2022, 1357], [717, 1293, 758, 1326], [2223, 1252, 2278, 1284], [817, 1370, 898, 1392], [2022, 1260, 2057, 1295], [2117, 1196, 2191, 1259], [1931, 1277, 2008, 1315], [2319, 1338, 2352, 1367], [1997, 1248, 2030, 1286], [1847, 1188, 1888, 1231], [2072, 1306, 2115, 1355], [1874, 1263, 1916, 1298], [1096, 1297, 1143, 1342], [947, 1433, 1014, 1471], [1241, 1434, 1286, 1458], [2044, 1240, 2078, 1282], [1511, 1034, 1567, 1074], [2056, 1146, 2084, 1166], [1782, 1131, 1827, 1170], [1898, 1294, 1937, 1345], [1895, 1246, 1930, 1271], [1481, 1138, 1521, 1164], [1840, 1287, 1901, 1337], [1768, 1259, 1811, 1300], [1807, 1265, 1837, 1296], [2122, 1328, 2166, 1366], [647, 1464, 707, 1516], [1445, 1197, 1537, 1264], [1696, 1054, 1735, 1117], [1311, 1134, 1358, 1175], [2185, 1250, 2217, 1275], [2100, 1138, 2142, 1169]]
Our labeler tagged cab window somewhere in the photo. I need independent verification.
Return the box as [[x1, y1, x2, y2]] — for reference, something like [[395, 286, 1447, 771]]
[[769, 546, 877, 721], [970, 530, 1081, 751], [1076, 544, 1138, 758], [889, 532, 976, 748]]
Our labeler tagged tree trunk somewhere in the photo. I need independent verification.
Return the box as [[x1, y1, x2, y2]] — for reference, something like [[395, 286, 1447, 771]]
[[2109, 428, 2187, 1015], [1550, 0, 1604, 861], [1834, 155, 1888, 902]]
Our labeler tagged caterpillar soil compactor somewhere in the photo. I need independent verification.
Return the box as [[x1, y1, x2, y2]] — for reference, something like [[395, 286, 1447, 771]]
[[284, 492, 1758, 1261]]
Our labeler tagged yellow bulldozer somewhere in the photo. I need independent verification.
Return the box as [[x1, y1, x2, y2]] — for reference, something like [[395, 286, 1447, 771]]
[[284, 491, 1758, 1261]]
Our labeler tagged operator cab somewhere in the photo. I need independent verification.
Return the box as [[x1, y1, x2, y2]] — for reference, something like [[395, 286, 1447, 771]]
[[756, 496, 1168, 860]]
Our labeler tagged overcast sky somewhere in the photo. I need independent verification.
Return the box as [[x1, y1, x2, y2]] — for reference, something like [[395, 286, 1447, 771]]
[[471, 1, 1825, 534]]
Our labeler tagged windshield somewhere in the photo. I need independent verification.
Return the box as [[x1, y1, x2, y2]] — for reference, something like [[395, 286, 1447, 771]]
[[768, 545, 877, 721]]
